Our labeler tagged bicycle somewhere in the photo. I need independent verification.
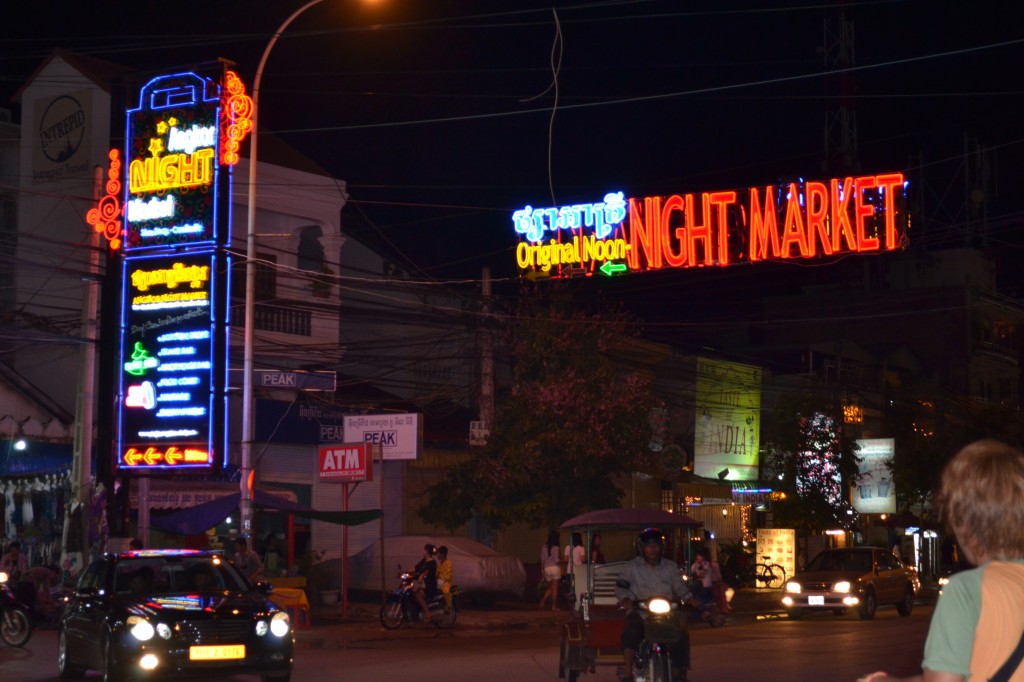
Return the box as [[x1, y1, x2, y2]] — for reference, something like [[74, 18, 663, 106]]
[[752, 556, 786, 589]]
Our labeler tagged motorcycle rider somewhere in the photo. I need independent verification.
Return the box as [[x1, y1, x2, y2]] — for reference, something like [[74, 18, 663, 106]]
[[413, 543, 438, 623], [615, 528, 693, 682]]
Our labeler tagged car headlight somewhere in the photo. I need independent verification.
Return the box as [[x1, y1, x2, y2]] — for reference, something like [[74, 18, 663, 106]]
[[647, 598, 671, 614], [833, 581, 851, 593], [270, 611, 291, 637], [156, 623, 172, 640], [256, 620, 269, 637], [128, 615, 155, 641], [785, 581, 802, 593], [0, 571, 8, 584]]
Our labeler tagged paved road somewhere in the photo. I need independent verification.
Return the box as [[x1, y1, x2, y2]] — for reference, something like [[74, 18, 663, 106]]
[[1, 599, 932, 682]]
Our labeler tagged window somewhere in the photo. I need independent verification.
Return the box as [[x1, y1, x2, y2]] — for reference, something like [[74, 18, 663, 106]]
[[232, 253, 277, 302], [296, 225, 324, 272]]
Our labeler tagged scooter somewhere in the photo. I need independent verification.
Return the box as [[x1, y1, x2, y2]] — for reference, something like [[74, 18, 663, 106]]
[[379, 569, 458, 629], [0, 571, 33, 647], [690, 583, 733, 628], [620, 597, 688, 682]]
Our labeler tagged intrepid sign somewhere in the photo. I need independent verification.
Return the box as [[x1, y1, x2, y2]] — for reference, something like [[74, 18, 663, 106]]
[[319, 443, 372, 483], [513, 172, 907, 278]]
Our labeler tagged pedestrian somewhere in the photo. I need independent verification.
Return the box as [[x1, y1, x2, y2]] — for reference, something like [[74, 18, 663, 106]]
[[690, 547, 714, 607], [539, 530, 562, 610], [857, 440, 1024, 682], [233, 537, 265, 583], [564, 532, 587, 608], [262, 533, 284, 576], [590, 533, 605, 564]]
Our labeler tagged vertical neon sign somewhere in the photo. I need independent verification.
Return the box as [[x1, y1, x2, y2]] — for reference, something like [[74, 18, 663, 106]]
[[117, 68, 234, 472]]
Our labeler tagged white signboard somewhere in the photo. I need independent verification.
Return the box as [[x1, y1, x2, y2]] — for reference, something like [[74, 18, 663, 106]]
[[344, 413, 422, 460], [694, 358, 762, 480], [852, 438, 896, 514], [756, 528, 796, 582]]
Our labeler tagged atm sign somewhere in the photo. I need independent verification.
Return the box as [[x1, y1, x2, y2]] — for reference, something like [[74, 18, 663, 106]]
[[319, 443, 371, 483]]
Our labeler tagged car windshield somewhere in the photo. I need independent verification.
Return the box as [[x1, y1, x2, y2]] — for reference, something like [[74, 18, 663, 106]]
[[806, 551, 872, 573], [113, 555, 248, 595]]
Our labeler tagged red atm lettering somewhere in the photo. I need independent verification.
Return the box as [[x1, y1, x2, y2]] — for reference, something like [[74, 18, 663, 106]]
[[322, 448, 361, 471]]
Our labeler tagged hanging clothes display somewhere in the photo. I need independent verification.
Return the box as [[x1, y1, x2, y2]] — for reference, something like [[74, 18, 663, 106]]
[[0, 471, 72, 572]]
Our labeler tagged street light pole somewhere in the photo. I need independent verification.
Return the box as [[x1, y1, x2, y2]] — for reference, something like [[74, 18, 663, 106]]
[[241, 0, 325, 540]]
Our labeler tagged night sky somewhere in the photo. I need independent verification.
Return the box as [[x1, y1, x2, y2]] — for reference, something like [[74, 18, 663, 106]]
[[4, 1, 1023, 298]]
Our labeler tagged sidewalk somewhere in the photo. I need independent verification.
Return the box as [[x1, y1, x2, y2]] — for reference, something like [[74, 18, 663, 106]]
[[292, 587, 794, 647]]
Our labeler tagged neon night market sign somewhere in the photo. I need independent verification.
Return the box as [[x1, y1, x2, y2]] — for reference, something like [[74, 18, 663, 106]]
[[513, 173, 907, 277], [122, 71, 224, 252]]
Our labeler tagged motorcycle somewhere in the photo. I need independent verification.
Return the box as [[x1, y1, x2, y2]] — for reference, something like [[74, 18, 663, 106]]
[[690, 583, 733, 628], [0, 571, 33, 647], [620, 597, 687, 682], [379, 569, 457, 629]]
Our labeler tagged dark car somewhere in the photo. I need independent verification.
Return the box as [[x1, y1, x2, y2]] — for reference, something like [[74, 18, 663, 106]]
[[781, 547, 917, 620], [57, 549, 292, 682]]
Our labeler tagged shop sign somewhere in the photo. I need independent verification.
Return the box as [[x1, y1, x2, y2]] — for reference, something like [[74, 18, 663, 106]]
[[319, 443, 372, 483], [513, 172, 907, 277]]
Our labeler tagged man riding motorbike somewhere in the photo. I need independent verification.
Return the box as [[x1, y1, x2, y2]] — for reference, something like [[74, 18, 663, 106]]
[[615, 528, 694, 682], [412, 543, 438, 624]]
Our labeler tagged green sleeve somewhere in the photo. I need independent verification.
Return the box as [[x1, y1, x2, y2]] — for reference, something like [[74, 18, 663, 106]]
[[922, 567, 982, 677]]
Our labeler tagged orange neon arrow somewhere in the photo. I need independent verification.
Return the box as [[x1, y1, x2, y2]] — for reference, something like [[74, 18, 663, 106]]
[[124, 448, 143, 466], [142, 447, 161, 465], [164, 447, 183, 465]]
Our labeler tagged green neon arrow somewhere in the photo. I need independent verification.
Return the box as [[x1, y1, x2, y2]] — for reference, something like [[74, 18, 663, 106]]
[[600, 261, 628, 276]]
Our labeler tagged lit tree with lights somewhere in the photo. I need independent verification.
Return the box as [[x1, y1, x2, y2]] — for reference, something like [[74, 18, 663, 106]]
[[763, 395, 861, 534]]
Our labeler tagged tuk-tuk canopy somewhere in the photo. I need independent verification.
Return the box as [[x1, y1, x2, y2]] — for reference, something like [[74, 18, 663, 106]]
[[560, 508, 701, 531]]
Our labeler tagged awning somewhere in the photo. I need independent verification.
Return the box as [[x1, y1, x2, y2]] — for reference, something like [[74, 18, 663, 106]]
[[128, 479, 298, 509], [560, 508, 701, 530], [150, 489, 381, 535]]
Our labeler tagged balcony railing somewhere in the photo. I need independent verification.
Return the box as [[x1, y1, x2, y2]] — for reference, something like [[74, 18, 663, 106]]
[[255, 303, 311, 337]]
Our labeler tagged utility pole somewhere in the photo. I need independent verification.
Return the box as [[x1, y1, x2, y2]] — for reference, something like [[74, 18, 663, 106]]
[[822, 10, 858, 173], [67, 166, 102, 561], [479, 267, 494, 433]]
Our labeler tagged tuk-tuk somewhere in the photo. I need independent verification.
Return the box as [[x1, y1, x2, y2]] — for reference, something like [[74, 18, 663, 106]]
[[556, 508, 702, 681]]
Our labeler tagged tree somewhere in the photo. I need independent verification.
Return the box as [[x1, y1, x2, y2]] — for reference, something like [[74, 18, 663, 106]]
[[887, 393, 1024, 511], [419, 290, 657, 531], [762, 392, 861, 534]]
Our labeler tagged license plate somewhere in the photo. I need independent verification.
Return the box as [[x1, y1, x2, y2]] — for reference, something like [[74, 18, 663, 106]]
[[808, 595, 825, 606], [189, 645, 245, 660]]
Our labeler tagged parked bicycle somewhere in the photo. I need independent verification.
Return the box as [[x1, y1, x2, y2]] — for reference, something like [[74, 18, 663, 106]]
[[720, 549, 786, 589], [751, 556, 786, 589]]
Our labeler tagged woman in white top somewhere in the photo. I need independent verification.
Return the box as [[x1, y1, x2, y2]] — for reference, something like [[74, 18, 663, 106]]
[[565, 532, 588, 608], [539, 531, 562, 610]]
